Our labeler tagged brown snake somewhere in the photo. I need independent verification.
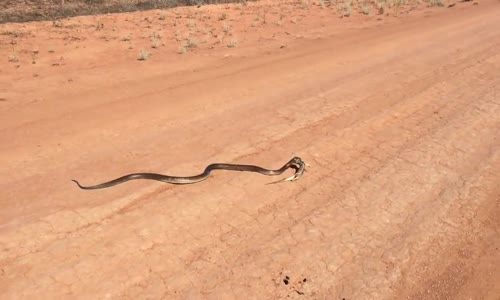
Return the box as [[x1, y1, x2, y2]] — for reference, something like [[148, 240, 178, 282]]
[[72, 157, 308, 190]]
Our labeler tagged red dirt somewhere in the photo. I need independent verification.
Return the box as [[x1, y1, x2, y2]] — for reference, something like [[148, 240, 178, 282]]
[[1, 0, 499, 299]]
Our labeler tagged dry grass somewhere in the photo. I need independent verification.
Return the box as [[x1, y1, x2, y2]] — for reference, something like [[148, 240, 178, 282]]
[[227, 38, 238, 47], [137, 49, 150, 60], [7, 53, 19, 63], [345, 0, 445, 16], [177, 44, 187, 54], [149, 31, 161, 48], [158, 11, 167, 20], [341, 1, 353, 16], [0, 0, 448, 58], [0, 0, 447, 24], [0, 0, 256, 24], [186, 38, 198, 48], [151, 36, 159, 48], [428, 0, 445, 6], [218, 13, 228, 21]]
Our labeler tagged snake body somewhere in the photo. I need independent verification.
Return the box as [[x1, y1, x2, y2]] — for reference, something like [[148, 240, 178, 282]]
[[72, 157, 306, 190]]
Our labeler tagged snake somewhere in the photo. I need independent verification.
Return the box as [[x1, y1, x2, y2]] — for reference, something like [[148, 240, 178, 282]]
[[71, 157, 308, 190]]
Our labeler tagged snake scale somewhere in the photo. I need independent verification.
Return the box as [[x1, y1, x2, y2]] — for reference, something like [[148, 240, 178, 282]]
[[72, 157, 307, 190]]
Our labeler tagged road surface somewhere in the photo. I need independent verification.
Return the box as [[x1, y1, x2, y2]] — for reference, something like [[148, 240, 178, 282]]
[[0, 0, 499, 299]]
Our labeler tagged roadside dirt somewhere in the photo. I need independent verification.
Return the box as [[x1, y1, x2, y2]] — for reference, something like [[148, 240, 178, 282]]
[[1, 0, 499, 299]]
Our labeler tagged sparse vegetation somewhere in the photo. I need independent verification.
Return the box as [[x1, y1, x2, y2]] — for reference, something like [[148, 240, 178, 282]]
[[0, 0, 446, 67], [222, 22, 231, 33], [342, 1, 353, 16], [428, 0, 444, 6], [177, 44, 187, 54], [0, 30, 24, 37], [52, 20, 63, 28], [31, 49, 38, 64], [0, 0, 258, 24], [95, 19, 104, 31], [215, 35, 224, 45], [227, 38, 238, 48], [218, 13, 227, 21], [376, 1, 385, 14], [149, 31, 161, 48], [8, 53, 19, 63], [186, 38, 198, 48], [174, 30, 182, 41], [202, 34, 211, 44], [177, 36, 198, 53], [151, 36, 159, 48], [361, 5, 371, 14], [276, 14, 285, 26], [153, 31, 161, 38], [158, 11, 166, 20], [137, 49, 150, 60]]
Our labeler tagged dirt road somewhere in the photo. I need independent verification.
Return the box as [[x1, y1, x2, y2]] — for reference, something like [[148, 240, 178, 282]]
[[1, 0, 499, 299]]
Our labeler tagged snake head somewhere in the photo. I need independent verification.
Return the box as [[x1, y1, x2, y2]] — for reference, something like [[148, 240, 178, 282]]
[[286, 157, 307, 181], [267, 157, 308, 184]]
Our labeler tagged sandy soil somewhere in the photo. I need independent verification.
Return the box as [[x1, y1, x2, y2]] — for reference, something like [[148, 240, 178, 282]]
[[1, 0, 499, 299]]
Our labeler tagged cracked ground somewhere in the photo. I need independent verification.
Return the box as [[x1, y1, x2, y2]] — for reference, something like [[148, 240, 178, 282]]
[[0, 0, 499, 299]]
